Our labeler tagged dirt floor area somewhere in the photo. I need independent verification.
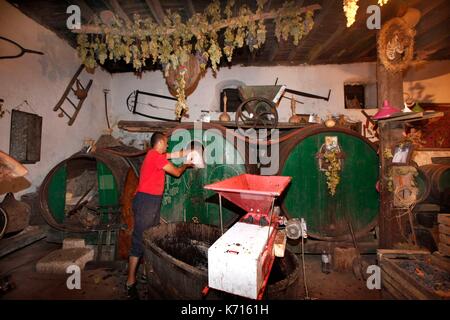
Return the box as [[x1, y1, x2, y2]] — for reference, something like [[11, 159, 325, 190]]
[[0, 239, 381, 300]]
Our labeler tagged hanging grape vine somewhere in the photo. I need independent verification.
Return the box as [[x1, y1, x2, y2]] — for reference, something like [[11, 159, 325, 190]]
[[75, 0, 319, 119]]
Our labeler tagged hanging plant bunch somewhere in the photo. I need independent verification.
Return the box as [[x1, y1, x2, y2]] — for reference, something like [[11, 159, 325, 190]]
[[343, 0, 390, 28], [323, 149, 342, 196], [317, 139, 343, 197], [75, 0, 319, 119]]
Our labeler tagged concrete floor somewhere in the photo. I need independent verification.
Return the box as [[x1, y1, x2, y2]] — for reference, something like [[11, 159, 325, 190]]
[[0, 239, 381, 300]]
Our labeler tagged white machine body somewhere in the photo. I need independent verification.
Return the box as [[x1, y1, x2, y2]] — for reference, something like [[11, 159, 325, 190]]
[[208, 222, 273, 299]]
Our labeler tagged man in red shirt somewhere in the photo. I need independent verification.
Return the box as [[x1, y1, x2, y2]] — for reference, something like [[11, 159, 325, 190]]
[[126, 132, 192, 299]]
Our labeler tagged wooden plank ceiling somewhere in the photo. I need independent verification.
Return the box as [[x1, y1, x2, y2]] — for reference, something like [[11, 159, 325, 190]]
[[7, 0, 450, 73]]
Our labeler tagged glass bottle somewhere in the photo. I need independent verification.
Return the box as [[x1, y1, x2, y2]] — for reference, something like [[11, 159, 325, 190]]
[[321, 250, 331, 274]]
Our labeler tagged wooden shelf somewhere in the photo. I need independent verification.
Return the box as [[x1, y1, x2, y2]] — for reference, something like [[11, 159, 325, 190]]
[[376, 111, 444, 123], [118, 120, 313, 132], [118, 120, 180, 132], [211, 121, 311, 129]]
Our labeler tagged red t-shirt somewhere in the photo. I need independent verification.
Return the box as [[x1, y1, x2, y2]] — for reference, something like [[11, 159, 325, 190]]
[[136, 149, 169, 196]]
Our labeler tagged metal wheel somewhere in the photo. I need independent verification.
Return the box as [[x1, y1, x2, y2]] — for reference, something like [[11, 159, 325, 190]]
[[235, 97, 278, 137], [126, 90, 138, 112]]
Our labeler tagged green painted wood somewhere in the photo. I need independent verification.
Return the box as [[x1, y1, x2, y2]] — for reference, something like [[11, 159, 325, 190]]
[[281, 131, 379, 240], [96, 160, 120, 222], [47, 164, 67, 224], [439, 167, 450, 191], [415, 169, 430, 203], [160, 129, 246, 226]]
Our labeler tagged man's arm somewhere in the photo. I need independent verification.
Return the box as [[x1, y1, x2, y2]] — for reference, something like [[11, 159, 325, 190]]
[[163, 162, 192, 177], [166, 150, 186, 159]]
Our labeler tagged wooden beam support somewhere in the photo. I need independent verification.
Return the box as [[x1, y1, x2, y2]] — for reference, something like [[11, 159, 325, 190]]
[[186, 0, 196, 17], [73, 4, 322, 34], [334, 32, 376, 59], [71, 0, 97, 23], [354, 38, 377, 60], [287, 0, 330, 62], [268, 41, 279, 62], [376, 28, 407, 248], [416, 20, 449, 52], [145, 0, 166, 25], [308, 24, 346, 64], [416, 0, 447, 18], [106, 0, 131, 24], [324, 0, 380, 61]]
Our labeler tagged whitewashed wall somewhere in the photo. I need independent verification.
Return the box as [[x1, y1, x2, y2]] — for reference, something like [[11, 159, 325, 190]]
[[110, 60, 450, 131], [0, 0, 111, 198], [111, 62, 379, 126], [404, 60, 450, 103]]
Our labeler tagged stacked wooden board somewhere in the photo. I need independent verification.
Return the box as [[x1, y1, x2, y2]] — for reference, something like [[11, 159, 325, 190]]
[[438, 214, 450, 256], [377, 249, 450, 300]]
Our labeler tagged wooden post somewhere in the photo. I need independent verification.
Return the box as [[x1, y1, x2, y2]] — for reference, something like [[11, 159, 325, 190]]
[[376, 62, 404, 109], [378, 121, 408, 248], [376, 42, 407, 248]]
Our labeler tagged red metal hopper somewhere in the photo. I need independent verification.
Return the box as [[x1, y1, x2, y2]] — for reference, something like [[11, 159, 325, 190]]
[[204, 174, 291, 216], [204, 174, 292, 300]]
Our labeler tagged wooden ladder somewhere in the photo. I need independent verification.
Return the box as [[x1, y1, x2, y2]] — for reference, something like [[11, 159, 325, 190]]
[[53, 65, 93, 126]]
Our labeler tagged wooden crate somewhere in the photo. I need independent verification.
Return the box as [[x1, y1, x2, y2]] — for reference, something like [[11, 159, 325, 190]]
[[438, 214, 450, 257], [377, 249, 450, 300]]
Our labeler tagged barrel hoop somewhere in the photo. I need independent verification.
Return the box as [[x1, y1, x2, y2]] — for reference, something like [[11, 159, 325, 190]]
[[39, 152, 130, 233]]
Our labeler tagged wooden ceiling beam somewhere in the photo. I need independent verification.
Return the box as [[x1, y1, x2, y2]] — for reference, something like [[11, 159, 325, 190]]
[[334, 32, 376, 59], [105, 0, 131, 24], [416, 0, 447, 17], [145, 0, 166, 25], [415, 2, 449, 38], [186, 0, 196, 17], [308, 0, 373, 64], [308, 24, 346, 64], [354, 41, 376, 61], [416, 21, 450, 52], [287, 0, 332, 62], [71, 0, 97, 23], [74, 4, 321, 34], [268, 39, 280, 62]]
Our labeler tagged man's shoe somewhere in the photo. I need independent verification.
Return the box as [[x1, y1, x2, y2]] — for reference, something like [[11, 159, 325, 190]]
[[126, 282, 139, 300]]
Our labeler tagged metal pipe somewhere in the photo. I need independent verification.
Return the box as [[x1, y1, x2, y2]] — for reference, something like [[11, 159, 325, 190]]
[[103, 89, 111, 130], [267, 198, 275, 242], [219, 194, 223, 235]]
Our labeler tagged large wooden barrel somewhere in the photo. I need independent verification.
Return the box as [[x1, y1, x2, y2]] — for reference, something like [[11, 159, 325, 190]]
[[160, 123, 249, 226], [143, 222, 300, 300], [420, 164, 450, 205], [0, 207, 7, 239], [279, 125, 379, 241], [39, 151, 130, 233], [415, 166, 431, 203], [0, 192, 30, 235]]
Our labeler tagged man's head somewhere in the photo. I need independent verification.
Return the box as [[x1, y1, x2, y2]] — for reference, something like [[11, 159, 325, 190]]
[[150, 132, 168, 154]]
